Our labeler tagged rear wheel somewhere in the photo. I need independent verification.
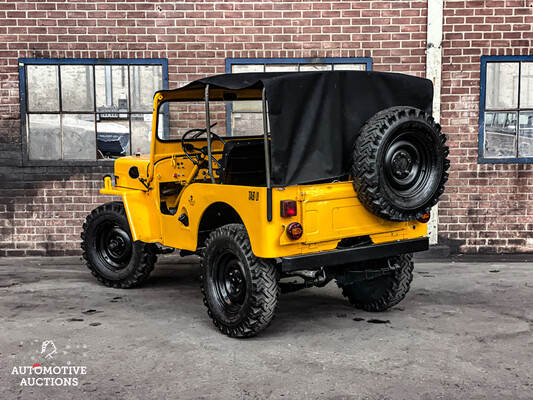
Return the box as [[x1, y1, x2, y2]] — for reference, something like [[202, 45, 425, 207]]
[[201, 224, 279, 337], [352, 107, 449, 221], [338, 254, 414, 312], [81, 202, 157, 288]]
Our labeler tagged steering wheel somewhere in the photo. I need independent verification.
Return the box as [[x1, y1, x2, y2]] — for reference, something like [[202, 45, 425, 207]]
[[181, 123, 226, 167]]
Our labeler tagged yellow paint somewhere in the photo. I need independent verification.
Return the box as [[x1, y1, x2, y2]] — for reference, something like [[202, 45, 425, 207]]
[[100, 89, 428, 258]]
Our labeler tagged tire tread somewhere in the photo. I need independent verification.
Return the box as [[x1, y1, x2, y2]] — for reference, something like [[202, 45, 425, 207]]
[[81, 201, 157, 289], [200, 224, 279, 338], [340, 254, 414, 312], [352, 107, 450, 221]]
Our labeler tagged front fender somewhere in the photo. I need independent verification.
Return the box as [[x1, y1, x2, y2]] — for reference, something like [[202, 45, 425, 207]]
[[101, 184, 161, 243]]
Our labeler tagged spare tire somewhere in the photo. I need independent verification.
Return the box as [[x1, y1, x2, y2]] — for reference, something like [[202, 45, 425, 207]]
[[352, 107, 449, 221]]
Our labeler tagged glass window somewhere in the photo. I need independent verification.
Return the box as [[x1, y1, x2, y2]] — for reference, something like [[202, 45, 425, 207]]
[[481, 57, 533, 162], [27, 114, 61, 160], [131, 65, 163, 112], [131, 115, 154, 154], [27, 65, 59, 112], [520, 63, 533, 108], [518, 111, 533, 157], [227, 58, 372, 136], [485, 63, 519, 109], [21, 59, 167, 162], [63, 114, 96, 160], [158, 101, 208, 141], [61, 65, 94, 112]]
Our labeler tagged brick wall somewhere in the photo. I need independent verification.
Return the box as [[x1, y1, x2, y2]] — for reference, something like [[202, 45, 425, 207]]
[[0, 0, 429, 256], [0, 0, 531, 256], [439, 0, 533, 253]]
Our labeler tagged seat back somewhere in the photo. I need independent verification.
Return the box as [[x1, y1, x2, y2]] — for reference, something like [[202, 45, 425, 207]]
[[219, 139, 267, 186]]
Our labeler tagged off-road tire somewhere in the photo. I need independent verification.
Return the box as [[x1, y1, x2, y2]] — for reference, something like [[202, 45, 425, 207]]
[[338, 254, 414, 312], [81, 201, 157, 288], [352, 107, 449, 221], [201, 224, 279, 338]]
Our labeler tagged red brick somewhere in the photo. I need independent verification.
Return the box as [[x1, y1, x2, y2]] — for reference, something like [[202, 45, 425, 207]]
[[0, 0, 529, 255]]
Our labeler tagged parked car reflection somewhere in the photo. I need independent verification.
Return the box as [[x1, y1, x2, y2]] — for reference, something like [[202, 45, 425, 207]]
[[96, 122, 130, 158], [484, 111, 517, 157], [485, 111, 533, 158]]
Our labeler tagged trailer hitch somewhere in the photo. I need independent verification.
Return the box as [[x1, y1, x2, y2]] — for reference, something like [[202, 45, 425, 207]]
[[280, 269, 330, 294], [332, 259, 401, 286]]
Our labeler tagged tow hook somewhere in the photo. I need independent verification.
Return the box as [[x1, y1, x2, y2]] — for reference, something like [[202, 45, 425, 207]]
[[313, 269, 328, 287]]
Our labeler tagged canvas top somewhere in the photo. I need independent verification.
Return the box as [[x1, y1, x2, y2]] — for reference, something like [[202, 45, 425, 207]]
[[163, 71, 434, 186]]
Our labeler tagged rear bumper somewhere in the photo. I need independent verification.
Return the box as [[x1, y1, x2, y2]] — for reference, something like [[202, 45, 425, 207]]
[[281, 237, 429, 272]]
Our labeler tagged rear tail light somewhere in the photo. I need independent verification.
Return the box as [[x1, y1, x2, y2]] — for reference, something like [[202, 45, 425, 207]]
[[417, 213, 431, 223], [280, 200, 297, 218], [286, 222, 303, 240]]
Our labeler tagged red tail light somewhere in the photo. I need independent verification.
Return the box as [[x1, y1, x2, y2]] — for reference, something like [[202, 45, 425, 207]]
[[417, 213, 431, 223], [286, 222, 303, 240], [280, 200, 297, 218]]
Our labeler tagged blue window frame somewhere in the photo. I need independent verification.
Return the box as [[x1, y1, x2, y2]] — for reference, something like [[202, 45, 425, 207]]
[[479, 55, 533, 163], [225, 57, 372, 136], [18, 58, 168, 164]]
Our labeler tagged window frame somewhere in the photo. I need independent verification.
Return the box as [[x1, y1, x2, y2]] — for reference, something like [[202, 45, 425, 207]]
[[479, 55, 533, 164], [224, 57, 373, 136], [18, 58, 169, 166]]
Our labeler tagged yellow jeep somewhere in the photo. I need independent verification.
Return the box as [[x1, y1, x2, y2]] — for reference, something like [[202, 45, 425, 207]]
[[81, 71, 449, 337]]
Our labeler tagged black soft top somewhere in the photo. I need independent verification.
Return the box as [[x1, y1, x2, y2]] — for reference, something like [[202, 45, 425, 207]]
[[175, 71, 433, 187]]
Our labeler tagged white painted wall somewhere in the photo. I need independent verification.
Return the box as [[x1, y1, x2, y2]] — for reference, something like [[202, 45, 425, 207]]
[[426, 0, 444, 245]]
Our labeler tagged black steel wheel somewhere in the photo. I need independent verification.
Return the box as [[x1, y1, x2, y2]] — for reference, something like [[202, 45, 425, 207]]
[[201, 224, 279, 338], [338, 254, 414, 312], [96, 224, 133, 269], [81, 201, 157, 288], [352, 107, 450, 221]]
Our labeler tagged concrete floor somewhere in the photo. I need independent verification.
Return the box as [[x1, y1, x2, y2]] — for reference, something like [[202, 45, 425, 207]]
[[0, 255, 532, 400]]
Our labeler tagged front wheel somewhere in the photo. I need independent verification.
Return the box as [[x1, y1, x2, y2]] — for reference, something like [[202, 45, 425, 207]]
[[338, 254, 414, 312], [201, 224, 279, 337], [81, 201, 157, 288]]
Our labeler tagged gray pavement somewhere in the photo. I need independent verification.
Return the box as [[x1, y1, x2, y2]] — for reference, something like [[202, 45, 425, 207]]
[[0, 255, 532, 400]]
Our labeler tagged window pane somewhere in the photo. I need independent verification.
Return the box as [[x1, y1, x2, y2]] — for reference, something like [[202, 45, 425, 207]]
[[233, 101, 262, 113], [299, 64, 332, 71], [28, 114, 61, 160], [518, 111, 533, 157], [334, 63, 366, 71], [520, 62, 533, 109], [95, 65, 129, 112], [232, 64, 264, 73], [486, 62, 519, 109], [61, 65, 94, 112], [131, 114, 152, 154], [265, 64, 298, 72], [63, 114, 95, 160], [130, 65, 163, 112], [97, 119, 129, 158], [27, 65, 59, 112], [232, 112, 263, 136], [484, 111, 517, 158], [485, 112, 494, 126], [159, 101, 206, 140]]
